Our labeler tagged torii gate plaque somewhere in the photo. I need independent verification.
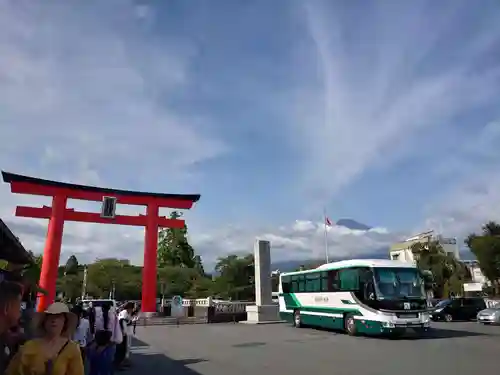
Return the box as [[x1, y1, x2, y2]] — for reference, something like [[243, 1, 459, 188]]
[[1, 171, 200, 313]]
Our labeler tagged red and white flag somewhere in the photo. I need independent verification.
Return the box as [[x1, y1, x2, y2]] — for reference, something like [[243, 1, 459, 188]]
[[325, 216, 333, 226]]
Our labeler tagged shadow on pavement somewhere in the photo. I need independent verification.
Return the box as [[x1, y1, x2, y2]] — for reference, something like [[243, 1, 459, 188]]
[[128, 336, 207, 374], [374, 328, 489, 340], [416, 328, 487, 340], [128, 353, 207, 375], [131, 337, 150, 347], [307, 326, 488, 340], [232, 341, 267, 348]]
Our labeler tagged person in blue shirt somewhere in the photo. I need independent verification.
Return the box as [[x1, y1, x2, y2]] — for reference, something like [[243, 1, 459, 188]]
[[86, 304, 117, 375]]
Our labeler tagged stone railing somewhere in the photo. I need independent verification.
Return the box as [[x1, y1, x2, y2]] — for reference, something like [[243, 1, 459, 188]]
[[138, 298, 252, 325]]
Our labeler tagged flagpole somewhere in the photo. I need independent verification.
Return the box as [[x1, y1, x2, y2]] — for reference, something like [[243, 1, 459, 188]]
[[323, 208, 329, 263]]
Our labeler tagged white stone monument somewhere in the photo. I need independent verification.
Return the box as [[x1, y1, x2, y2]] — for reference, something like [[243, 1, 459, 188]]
[[242, 240, 282, 324]]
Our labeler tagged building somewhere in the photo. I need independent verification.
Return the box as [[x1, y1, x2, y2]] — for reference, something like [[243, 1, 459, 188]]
[[389, 230, 460, 263], [0, 218, 33, 264], [462, 260, 487, 293]]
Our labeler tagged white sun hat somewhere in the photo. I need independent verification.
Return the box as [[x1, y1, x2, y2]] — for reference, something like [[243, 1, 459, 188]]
[[32, 302, 78, 338]]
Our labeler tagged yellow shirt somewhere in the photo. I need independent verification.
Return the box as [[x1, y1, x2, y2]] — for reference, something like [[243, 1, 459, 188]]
[[6, 339, 84, 375]]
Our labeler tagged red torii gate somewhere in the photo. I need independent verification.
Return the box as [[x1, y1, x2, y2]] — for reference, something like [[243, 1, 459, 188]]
[[1, 171, 200, 313]]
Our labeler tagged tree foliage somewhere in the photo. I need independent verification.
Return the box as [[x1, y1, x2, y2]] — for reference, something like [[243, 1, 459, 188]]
[[466, 221, 500, 295], [157, 211, 198, 269], [411, 240, 467, 298], [64, 255, 79, 275], [213, 254, 255, 300]]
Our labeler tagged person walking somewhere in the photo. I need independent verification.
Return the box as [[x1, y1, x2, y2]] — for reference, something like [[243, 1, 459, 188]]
[[71, 305, 90, 362], [87, 303, 122, 375], [131, 306, 140, 336], [115, 302, 134, 369], [0, 281, 23, 373], [6, 302, 84, 375]]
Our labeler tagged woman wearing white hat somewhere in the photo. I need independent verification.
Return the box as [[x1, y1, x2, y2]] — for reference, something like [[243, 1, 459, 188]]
[[6, 302, 84, 375]]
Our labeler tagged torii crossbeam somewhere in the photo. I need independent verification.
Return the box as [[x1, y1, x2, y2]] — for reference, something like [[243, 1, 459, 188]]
[[2, 171, 200, 313]]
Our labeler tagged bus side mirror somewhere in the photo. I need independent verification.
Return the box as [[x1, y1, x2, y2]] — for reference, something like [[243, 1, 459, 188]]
[[364, 282, 375, 300]]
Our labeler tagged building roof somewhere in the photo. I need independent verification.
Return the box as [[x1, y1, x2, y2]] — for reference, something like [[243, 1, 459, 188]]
[[389, 239, 422, 252], [2, 171, 201, 202], [0, 218, 33, 264]]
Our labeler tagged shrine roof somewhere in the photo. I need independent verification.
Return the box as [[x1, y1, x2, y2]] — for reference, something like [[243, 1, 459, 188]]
[[2, 171, 200, 202], [0, 218, 33, 264]]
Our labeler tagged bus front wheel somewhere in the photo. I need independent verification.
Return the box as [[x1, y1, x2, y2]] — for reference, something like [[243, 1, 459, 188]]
[[293, 310, 302, 328], [344, 314, 357, 336]]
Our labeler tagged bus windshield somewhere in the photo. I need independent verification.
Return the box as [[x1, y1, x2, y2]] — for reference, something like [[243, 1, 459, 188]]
[[373, 267, 425, 299]]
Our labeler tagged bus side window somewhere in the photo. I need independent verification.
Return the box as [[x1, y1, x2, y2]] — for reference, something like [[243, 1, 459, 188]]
[[338, 268, 360, 291], [282, 276, 291, 293], [321, 271, 329, 292], [298, 275, 306, 292], [327, 270, 339, 291], [306, 272, 321, 292], [291, 275, 299, 292]]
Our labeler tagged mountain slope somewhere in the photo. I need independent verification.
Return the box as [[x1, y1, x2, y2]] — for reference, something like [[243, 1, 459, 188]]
[[335, 219, 371, 231]]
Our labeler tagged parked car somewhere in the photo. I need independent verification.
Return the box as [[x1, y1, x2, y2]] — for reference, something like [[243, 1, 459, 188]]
[[430, 298, 486, 322], [477, 302, 500, 325]]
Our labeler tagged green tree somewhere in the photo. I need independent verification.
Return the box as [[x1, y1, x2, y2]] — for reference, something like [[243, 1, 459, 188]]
[[465, 221, 500, 295], [64, 255, 79, 275], [157, 211, 198, 269], [411, 240, 466, 298], [213, 254, 255, 300], [23, 252, 42, 286], [56, 274, 83, 301], [193, 255, 205, 275], [86, 258, 139, 299], [157, 266, 199, 297]]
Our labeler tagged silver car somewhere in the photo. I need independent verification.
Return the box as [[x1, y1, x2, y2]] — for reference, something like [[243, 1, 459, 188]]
[[477, 303, 500, 325]]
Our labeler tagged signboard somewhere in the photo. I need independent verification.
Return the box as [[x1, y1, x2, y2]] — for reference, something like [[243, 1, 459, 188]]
[[101, 196, 117, 219], [171, 295, 184, 317]]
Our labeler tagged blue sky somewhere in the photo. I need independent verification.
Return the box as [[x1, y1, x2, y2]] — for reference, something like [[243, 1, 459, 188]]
[[1, 0, 500, 267]]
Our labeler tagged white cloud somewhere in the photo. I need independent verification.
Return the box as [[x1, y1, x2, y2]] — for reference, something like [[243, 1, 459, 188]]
[[291, 2, 500, 210], [423, 120, 500, 239], [191, 221, 404, 268], [0, 1, 226, 265], [2, 1, 499, 270], [0, 0, 227, 184]]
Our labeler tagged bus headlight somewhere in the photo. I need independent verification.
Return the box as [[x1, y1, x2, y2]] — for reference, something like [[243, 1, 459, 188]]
[[382, 321, 395, 328]]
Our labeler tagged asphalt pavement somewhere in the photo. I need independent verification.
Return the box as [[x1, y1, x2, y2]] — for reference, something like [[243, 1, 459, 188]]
[[128, 321, 500, 375]]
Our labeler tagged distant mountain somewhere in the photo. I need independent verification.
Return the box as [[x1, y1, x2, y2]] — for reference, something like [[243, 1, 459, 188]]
[[336, 219, 371, 231]]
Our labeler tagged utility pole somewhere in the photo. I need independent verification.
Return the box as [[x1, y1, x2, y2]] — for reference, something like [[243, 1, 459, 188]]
[[109, 280, 116, 299], [81, 266, 88, 300]]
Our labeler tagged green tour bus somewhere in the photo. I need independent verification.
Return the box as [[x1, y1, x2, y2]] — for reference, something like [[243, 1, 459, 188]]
[[278, 259, 431, 337]]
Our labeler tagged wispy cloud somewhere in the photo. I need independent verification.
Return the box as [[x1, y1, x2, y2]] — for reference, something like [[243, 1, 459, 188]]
[[291, 1, 500, 209], [0, 0, 227, 186], [2, 1, 500, 267], [424, 120, 500, 238]]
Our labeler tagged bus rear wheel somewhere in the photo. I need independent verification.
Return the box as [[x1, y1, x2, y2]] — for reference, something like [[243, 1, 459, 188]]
[[344, 314, 357, 336], [293, 310, 302, 328]]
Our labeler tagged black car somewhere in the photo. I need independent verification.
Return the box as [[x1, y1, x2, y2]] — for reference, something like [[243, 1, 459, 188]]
[[431, 298, 486, 322]]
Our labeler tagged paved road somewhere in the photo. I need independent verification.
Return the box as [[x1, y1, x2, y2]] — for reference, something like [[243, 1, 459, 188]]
[[128, 322, 500, 375]]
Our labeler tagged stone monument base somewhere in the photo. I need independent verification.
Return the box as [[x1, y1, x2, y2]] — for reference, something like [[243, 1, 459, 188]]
[[141, 311, 158, 318], [240, 304, 284, 324]]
